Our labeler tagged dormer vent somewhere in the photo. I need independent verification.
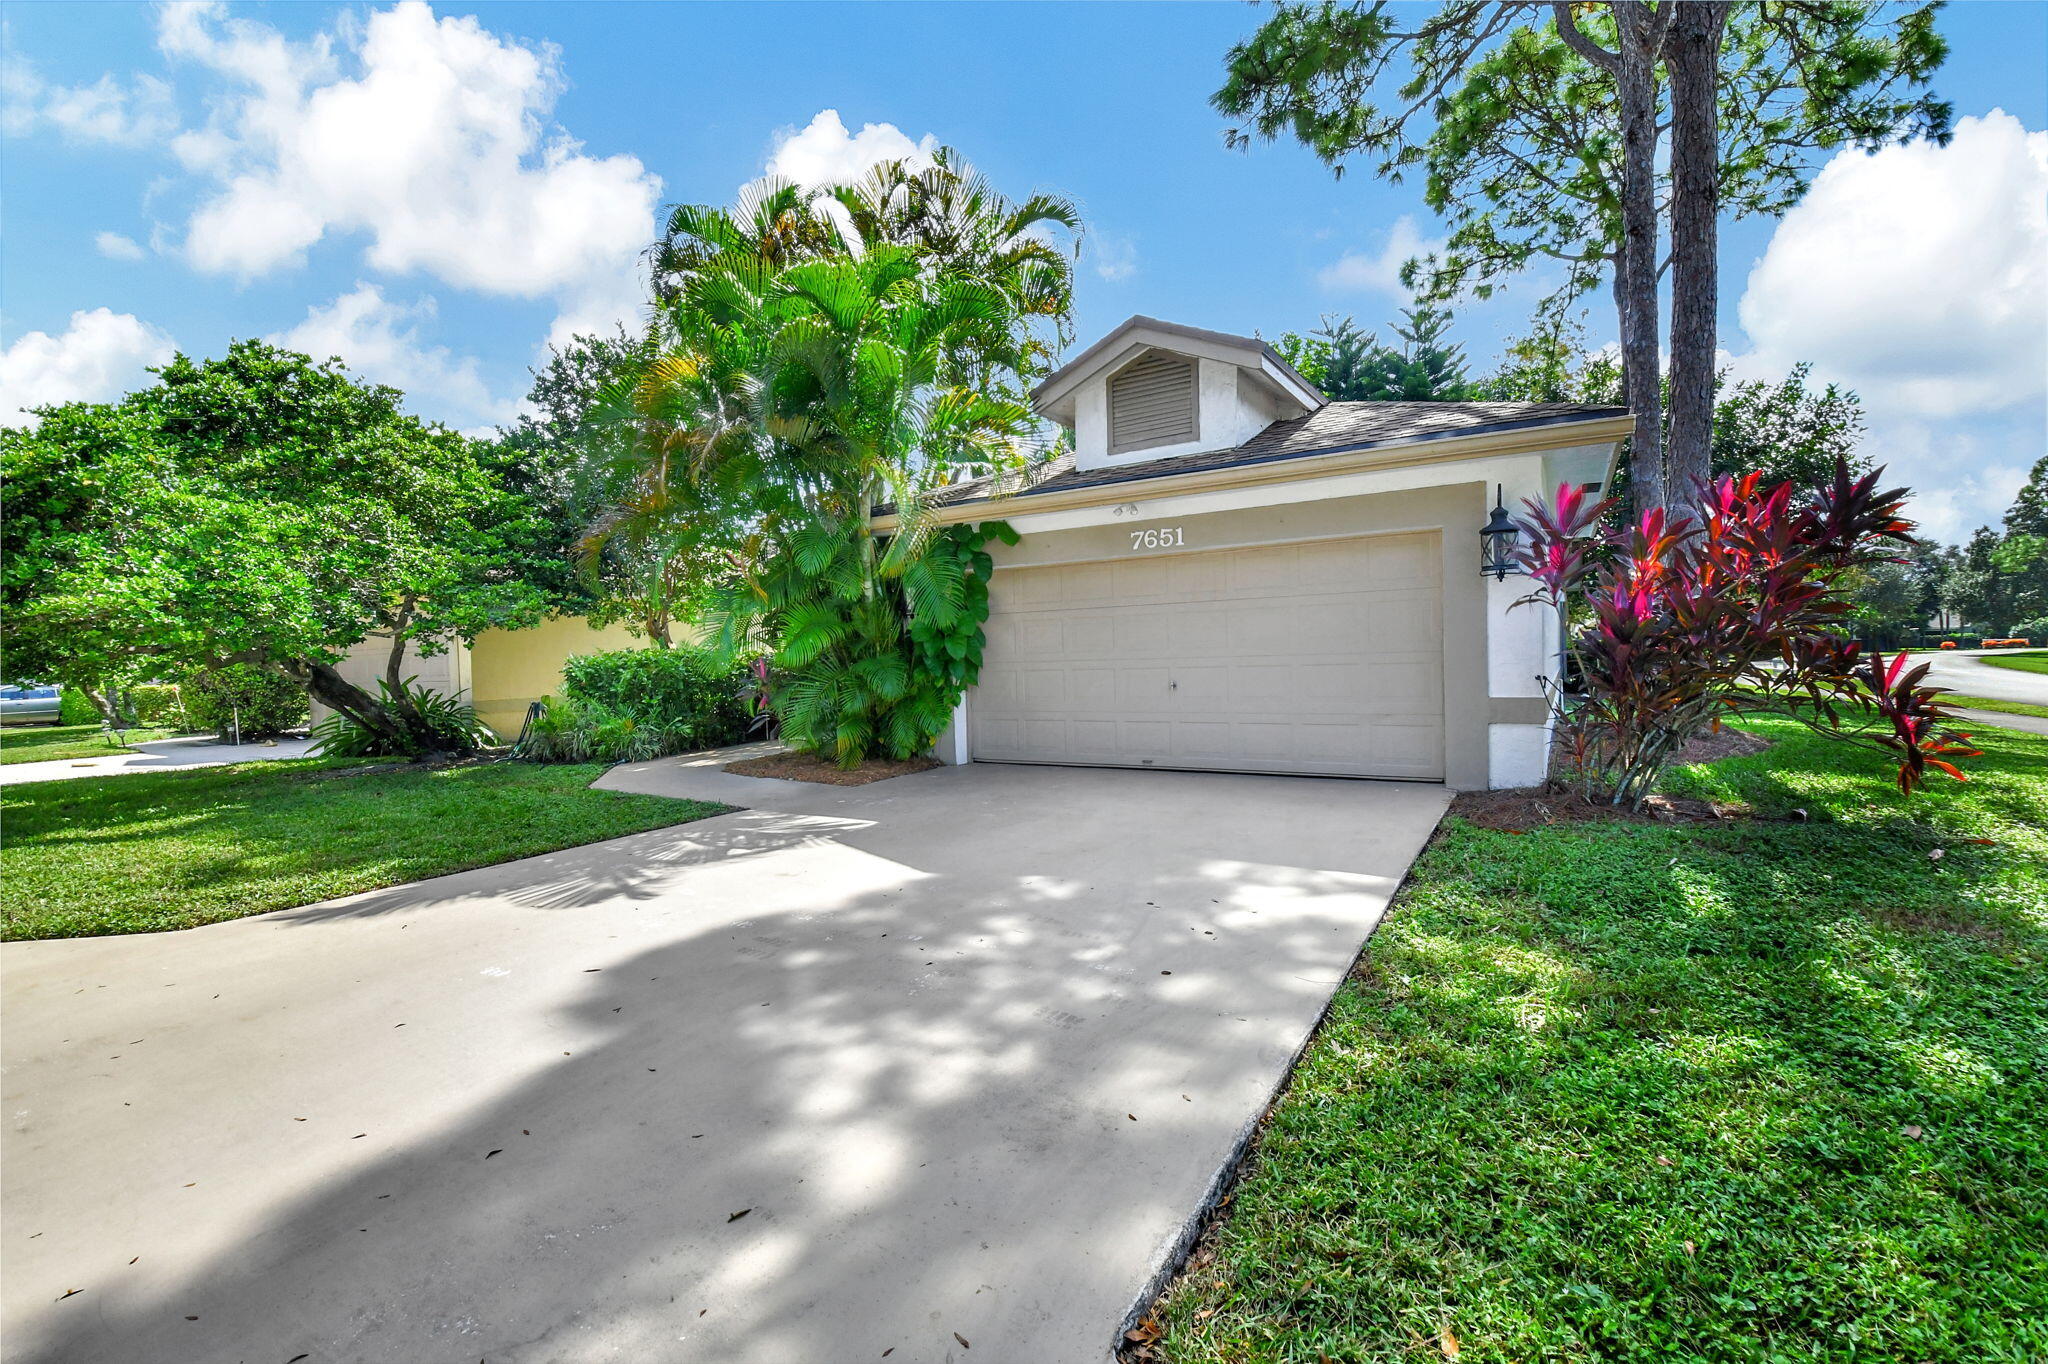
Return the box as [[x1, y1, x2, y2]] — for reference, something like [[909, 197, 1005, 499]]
[[1109, 351, 1198, 454]]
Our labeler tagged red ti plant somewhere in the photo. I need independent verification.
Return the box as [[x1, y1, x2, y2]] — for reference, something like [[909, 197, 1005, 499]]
[[1514, 460, 1978, 808]]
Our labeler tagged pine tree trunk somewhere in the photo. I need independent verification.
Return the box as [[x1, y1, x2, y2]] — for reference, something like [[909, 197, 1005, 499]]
[[1665, 1, 1730, 511], [1613, 1, 1667, 515]]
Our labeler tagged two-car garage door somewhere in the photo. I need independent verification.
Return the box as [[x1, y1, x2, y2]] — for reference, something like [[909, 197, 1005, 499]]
[[969, 532, 1444, 780]]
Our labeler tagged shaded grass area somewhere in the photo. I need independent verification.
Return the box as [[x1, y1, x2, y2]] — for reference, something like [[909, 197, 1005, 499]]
[[1978, 650, 2048, 677], [0, 723, 177, 765], [1144, 719, 2047, 1362], [3, 759, 728, 940]]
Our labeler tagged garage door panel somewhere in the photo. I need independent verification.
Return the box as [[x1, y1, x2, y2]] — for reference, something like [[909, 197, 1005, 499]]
[[971, 532, 1444, 780]]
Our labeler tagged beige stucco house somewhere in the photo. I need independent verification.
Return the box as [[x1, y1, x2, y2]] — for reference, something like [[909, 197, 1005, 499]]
[[879, 316, 1632, 791], [309, 615, 641, 740]]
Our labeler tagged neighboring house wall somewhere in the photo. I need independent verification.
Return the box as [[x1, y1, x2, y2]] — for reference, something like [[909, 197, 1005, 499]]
[[309, 616, 641, 740]]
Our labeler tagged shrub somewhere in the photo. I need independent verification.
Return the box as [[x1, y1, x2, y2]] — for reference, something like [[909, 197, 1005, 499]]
[[308, 677, 494, 758], [513, 695, 688, 764], [1517, 462, 1974, 807], [57, 686, 101, 725], [182, 666, 309, 737], [559, 646, 755, 750], [1959, 632, 1983, 647], [126, 683, 188, 728], [2012, 616, 2048, 642]]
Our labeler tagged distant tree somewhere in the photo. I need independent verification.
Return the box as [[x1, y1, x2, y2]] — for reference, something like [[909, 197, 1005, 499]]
[[1275, 300, 1472, 401], [1711, 363, 1867, 488], [3, 343, 564, 754]]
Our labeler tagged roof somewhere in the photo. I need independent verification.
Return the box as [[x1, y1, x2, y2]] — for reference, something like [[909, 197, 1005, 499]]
[[900, 400, 1629, 514], [1028, 315, 1325, 425]]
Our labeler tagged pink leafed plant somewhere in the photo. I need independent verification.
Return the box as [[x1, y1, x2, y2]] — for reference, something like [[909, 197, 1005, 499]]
[[1514, 460, 1978, 808]]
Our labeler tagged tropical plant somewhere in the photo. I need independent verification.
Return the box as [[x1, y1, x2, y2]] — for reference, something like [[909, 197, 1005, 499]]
[[1515, 461, 1975, 807], [513, 694, 688, 765], [308, 678, 494, 759]]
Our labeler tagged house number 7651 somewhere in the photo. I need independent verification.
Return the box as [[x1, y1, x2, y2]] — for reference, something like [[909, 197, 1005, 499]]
[[1129, 526, 1185, 551]]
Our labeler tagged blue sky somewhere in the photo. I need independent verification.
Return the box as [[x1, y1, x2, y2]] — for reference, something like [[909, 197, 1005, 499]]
[[4, 0, 2043, 542]]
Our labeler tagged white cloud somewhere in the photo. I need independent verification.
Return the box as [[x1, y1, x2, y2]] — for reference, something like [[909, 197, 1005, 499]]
[[0, 308, 176, 427], [2, 51, 178, 145], [1730, 111, 2048, 541], [763, 109, 936, 190], [161, 1, 659, 346], [1317, 215, 1446, 295], [94, 231, 146, 261], [267, 284, 518, 432], [1736, 112, 2047, 418], [1092, 231, 1138, 283]]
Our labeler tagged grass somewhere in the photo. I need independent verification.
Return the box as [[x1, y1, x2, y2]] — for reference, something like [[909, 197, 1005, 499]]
[[2, 759, 728, 940], [1979, 650, 2048, 677], [0, 722, 178, 765], [1943, 694, 2048, 722], [1144, 719, 2047, 1363]]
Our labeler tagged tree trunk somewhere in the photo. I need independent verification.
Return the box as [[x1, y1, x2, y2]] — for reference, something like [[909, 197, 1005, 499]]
[[1612, 1, 1668, 516], [275, 658, 411, 750], [1665, 0, 1730, 511]]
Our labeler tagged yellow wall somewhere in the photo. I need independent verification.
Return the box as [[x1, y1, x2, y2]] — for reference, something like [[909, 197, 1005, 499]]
[[469, 616, 643, 738]]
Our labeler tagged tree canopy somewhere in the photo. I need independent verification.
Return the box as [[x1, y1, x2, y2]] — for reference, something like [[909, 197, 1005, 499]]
[[2, 342, 566, 751]]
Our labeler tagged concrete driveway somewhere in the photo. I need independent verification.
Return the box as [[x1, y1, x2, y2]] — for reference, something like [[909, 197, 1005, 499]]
[[0, 733, 317, 787], [2, 753, 1446, 1364]]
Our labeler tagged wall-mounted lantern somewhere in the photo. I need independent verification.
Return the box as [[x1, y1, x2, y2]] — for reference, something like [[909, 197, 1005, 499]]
[[1480, 483, 1521, 581]]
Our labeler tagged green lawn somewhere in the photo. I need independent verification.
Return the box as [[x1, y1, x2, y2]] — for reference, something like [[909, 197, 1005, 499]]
[[1144, 719, 2047, 1363], [0, 722, 178, 765], [1944, 694, 2048, 721], [1979, 650, 2048, 677], [2, 759, 728, 940]]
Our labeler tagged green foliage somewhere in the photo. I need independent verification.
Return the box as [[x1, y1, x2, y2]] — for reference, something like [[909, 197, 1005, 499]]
[[124, 683, 188, 729], [559, 646, 755, 748], [1712, 362, 1869, 486], [2, 760, 726, 939], [1277, 302, 1472, 402], [181, 665, 308, 737], [56, 687, 100, 726], [308, 678, 490, 758], [1, 341, 567, 747], [1149, 717, 2048, 1362], [515, 695, 690, 765]]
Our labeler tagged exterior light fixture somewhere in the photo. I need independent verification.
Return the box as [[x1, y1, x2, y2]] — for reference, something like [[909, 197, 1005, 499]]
[[1480, 483, 1520, 581]]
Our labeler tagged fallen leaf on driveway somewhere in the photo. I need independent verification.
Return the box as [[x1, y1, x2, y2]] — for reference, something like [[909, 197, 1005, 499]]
[[57, 1289, 81, 1301], [484, 1150, 503, 1159], [727, 1209, 750, 1222], [953, 1332, 971, 1348]]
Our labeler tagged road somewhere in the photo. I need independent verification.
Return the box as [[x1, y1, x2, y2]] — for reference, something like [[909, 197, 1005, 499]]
[[0, 734, 317, 787], [1913, 649, 2048, 707]]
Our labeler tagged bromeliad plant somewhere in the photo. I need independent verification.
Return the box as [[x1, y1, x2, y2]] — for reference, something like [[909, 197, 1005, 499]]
[[1516, 461, 1977, 807]]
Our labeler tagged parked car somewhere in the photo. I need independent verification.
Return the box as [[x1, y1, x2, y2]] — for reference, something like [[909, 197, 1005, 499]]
[[0, 682, 63, 725]]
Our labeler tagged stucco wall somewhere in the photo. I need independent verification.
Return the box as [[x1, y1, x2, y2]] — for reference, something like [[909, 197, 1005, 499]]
[[469, 616, 642, 738]]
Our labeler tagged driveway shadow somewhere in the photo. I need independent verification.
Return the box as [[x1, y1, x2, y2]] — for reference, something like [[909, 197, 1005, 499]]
[[4, 764, 1445, 1364]]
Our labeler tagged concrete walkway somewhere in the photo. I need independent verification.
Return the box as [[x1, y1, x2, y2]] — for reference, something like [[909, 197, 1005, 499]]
[[1916, 649, 2048, 707], [0, 733, 317, 786], [1, 751, 1448, 1364]]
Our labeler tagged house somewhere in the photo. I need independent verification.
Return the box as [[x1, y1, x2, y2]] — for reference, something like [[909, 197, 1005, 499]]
[[308, 615, 641, 740], [875, 316, 1632, 790]]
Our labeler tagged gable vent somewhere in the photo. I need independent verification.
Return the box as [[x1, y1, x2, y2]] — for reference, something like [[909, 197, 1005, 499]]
[[1109, 352, 1198, 454]]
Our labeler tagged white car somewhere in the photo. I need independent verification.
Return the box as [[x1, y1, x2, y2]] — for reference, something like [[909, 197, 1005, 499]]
[[0, 682, 64, 725]]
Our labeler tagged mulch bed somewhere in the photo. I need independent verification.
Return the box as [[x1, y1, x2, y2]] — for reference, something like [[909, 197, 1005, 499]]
[[1448, 726, 1777, 831], [723, 749, 941, 786]]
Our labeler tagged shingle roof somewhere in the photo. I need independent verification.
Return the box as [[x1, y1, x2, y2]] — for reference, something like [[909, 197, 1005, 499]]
[[901, 401, 1628, 513]]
